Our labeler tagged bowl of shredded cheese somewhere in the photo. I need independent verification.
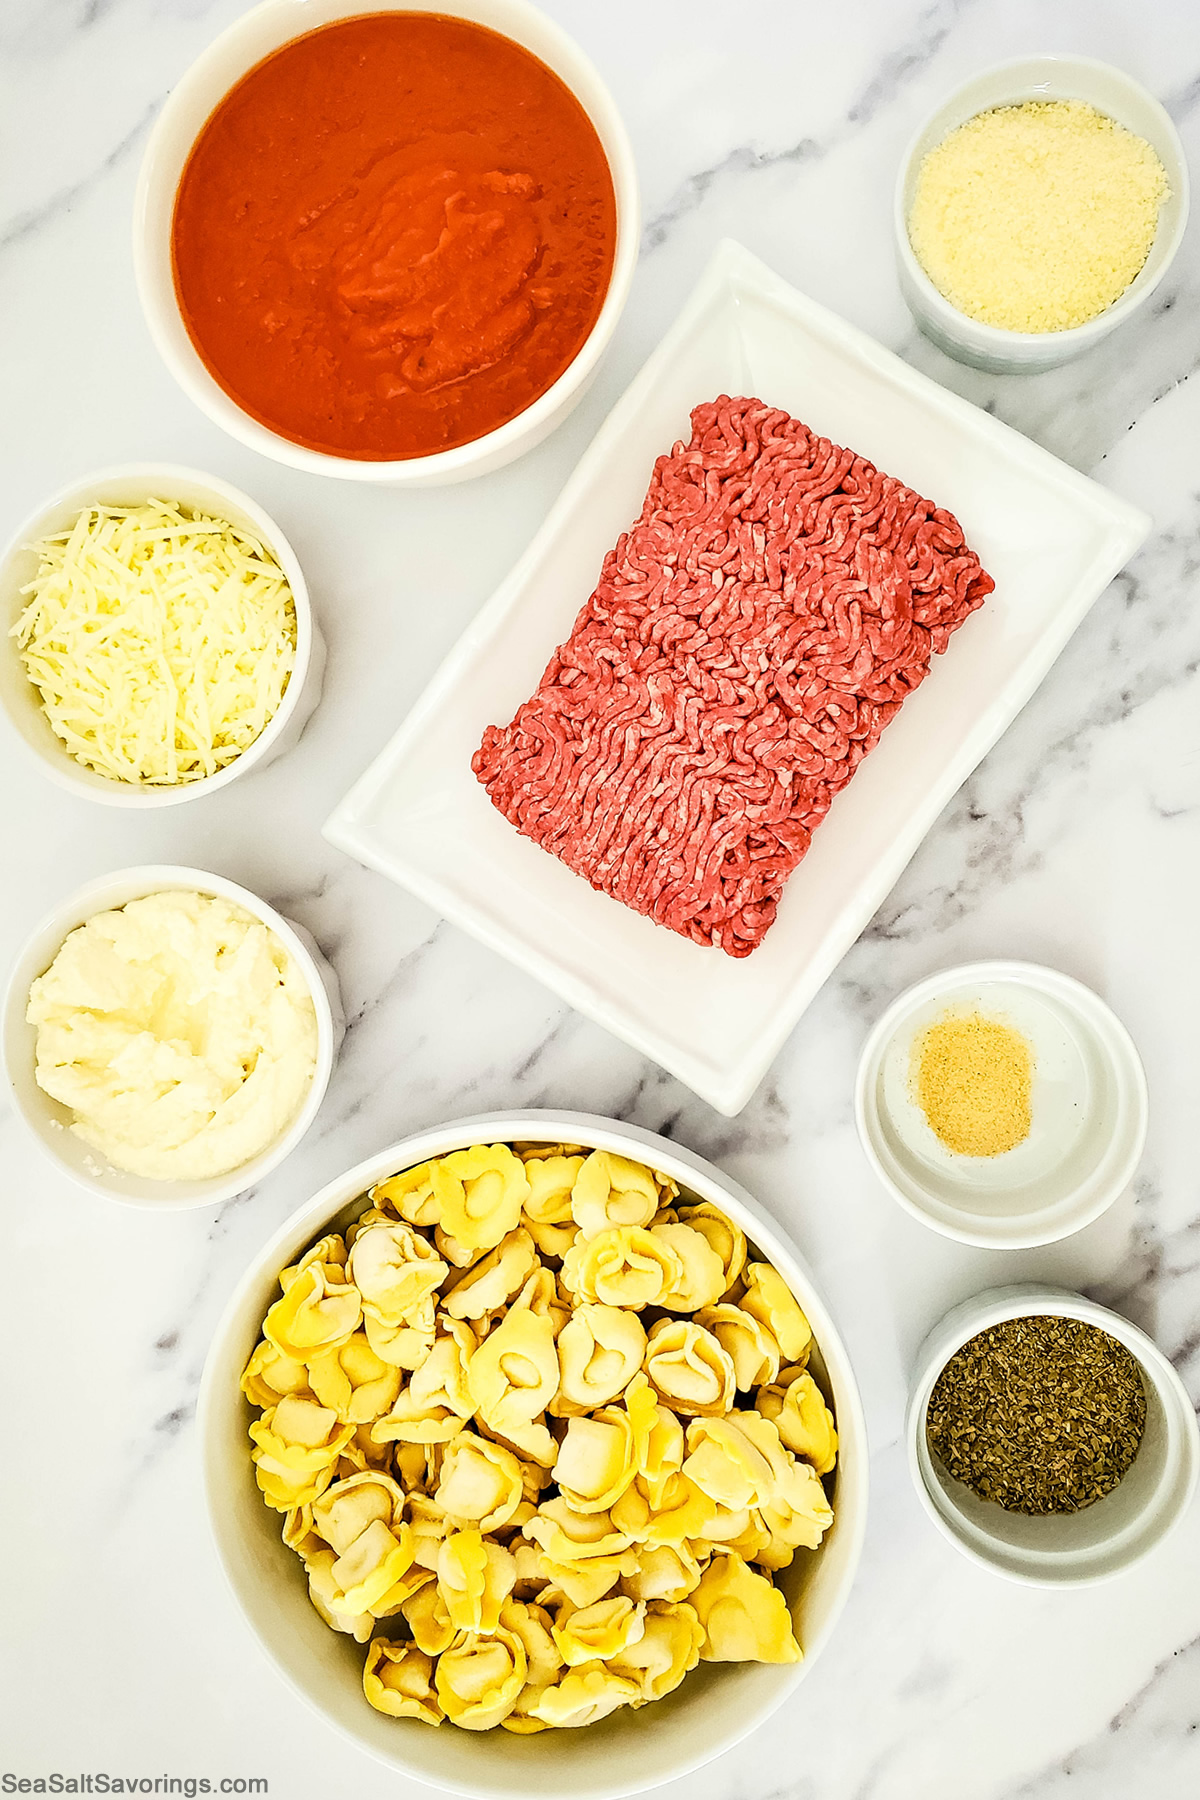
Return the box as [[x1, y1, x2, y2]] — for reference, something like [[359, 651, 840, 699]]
[[894, 56, 1189, 372], [0, 464, 322, 804]]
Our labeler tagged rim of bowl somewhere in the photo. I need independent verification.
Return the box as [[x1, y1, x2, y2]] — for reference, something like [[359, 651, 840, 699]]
[[1, 863, 339, 1209], [854, 960, 1149, 1249], [893, 54, 1191, 352], [904, 1282, 1200, 1586], [0, 463, 315, 807], [132, 0, 642, 483], [197, 1109, 870, 1796]]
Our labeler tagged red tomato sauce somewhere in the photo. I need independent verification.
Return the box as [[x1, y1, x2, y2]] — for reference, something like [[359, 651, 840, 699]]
[[171, 13, 618, 460]]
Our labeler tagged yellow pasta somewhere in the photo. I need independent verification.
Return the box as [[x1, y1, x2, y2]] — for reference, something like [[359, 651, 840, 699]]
[[740, 1263, 813, 1364], [643, 1318, 735, 1417], [552, 1410, 638, 1513], [677, 1203, 746, 1294], [551, 1595, 646, 1665], [436, 1626, 528, 1729], [570, 1151, 659, 1238], [307, 1332, 403, 1424], [262, 1262, 361, 1363], [561, 1226, 682, 1311], [433, 1145, 530, 1255], [241, 1339, 309, 1409], [695, 1303, 781, 1391], [650, 1223, 727, 1312], [311, 1471, 405, 1553], [757, 1367, 839, 1476], [242, 1140, 838, 1733], [610, 1600, 704, 1704], [554, 1303, 646, 1413], [469, 1307, 559, 1440], [498, 1598, 563, 1732], [348, 1222, 448, 1333], [437, 1529, 516, 1633], [364, 1641, 443, 1723], [690, 1553, 801, 1663]]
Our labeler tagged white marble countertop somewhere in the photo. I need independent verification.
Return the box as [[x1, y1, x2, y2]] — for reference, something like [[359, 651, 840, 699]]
[[3, 0, 1199, 1794]]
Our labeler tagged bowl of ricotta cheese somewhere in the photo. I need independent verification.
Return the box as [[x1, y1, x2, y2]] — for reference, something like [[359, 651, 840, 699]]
[[2, 865, 343, 1209]]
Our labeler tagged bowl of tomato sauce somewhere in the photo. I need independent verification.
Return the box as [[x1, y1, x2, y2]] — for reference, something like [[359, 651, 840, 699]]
[[134, 0, 639, 485]]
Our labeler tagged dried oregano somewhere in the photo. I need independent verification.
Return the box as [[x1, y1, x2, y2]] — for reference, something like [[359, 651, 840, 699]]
[[926, 1314, 1146, 1514]]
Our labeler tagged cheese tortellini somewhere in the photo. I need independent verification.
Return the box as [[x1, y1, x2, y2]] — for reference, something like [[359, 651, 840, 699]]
[[242, 1139, 837, 1734], [756, 1367, 839, 1476], [570, 1151, 660, 1238], [363, 1641, 442, 1723], [561, 1227, 682, 1311], [263, 1253, 361, 1363], [433, 1145, 529, 1255], [308, 1332, 403, 1424], [554, 1303, 646, 1414], [644, 1319, 736, 1418]]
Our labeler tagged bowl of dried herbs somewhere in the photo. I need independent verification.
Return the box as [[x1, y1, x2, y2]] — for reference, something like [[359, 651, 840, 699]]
[[905, 1283, 1199, 1584]]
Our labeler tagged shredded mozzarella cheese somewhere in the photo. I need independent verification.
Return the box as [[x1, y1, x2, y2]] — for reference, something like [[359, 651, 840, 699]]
[[13, 499, 298, 786]]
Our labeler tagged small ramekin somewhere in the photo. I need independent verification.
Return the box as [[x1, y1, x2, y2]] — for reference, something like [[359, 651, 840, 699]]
[[895, 56, 1190, 373], [0, 464, 323, 806], [2, 865, 344, 1210], [907, 1284, 1200, 1585], [133, 0, 640, 486], [855, 961, 1148, 1249]]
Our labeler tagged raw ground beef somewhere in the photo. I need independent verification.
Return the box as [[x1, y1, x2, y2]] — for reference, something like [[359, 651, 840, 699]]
[[472, 395, 995, 957]]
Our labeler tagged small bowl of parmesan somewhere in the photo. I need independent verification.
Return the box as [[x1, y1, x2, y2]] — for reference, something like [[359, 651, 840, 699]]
[[0, 464, 322, 804], [906, 1284, 1199, 1585], [2, 864, 344, 1209], [895, 56, 1189, 372]]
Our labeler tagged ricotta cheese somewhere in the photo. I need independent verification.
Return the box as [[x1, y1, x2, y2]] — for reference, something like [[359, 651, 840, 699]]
[[27, 890, 319, 1182]]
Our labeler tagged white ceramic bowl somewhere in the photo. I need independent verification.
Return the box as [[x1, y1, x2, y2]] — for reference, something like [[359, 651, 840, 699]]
[[907, 1283, 1199, 1585], [895, 56, 1190, 372], [198, 1110, 868, 1797], [2, 864, 344, 1210], [133, 0, 640, 486], [855, 961, 1148, 1248], [0, 464, 323, 806]]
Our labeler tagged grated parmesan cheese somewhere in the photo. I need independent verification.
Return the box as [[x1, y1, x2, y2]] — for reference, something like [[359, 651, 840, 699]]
[[13, 500, 297, 786], [909, 98, 1169, 334]]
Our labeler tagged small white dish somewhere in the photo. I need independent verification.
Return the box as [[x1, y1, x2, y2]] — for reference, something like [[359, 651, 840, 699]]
[[1, 865, 344, 1210], [198, 1109, 868, 1797], [907, 1283, 1199, 1585], [0, 464, 323, 806], [133, 0, 639, 487], [855, 961, 1148, 1248], [326, 239, 1149, 1116], [895, 55, 1190, 373]]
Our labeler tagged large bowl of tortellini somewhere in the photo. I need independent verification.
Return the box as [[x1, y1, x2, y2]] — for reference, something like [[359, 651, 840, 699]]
[[200, 1112, 867, 1796]]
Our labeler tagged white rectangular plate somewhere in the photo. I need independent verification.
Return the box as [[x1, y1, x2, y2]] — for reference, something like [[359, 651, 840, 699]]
[[325, 241, 1150, 1115]]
